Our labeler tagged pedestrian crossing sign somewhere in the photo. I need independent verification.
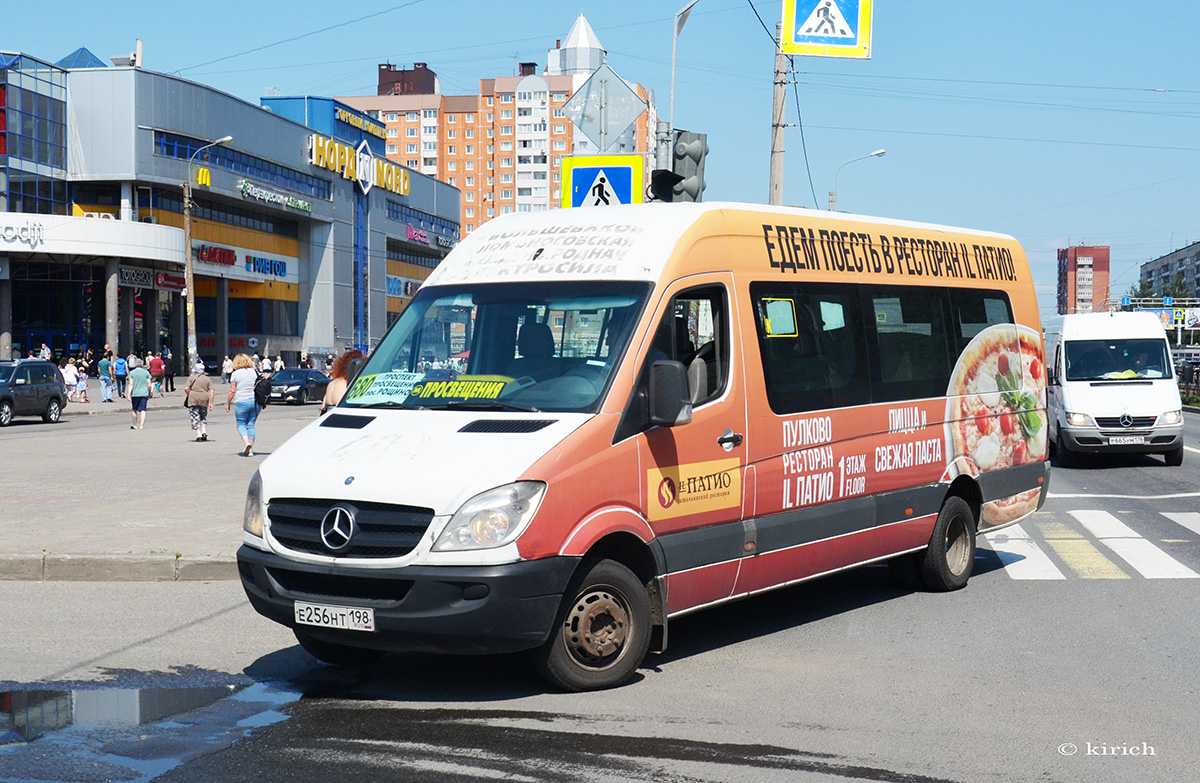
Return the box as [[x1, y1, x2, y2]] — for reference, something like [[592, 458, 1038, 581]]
[[562, 154, 644, 208], [782, 0, 873, 59]]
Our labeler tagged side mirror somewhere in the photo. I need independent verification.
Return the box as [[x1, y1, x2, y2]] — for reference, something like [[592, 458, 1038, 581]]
[[346, 357, 367, 386], [15, 377, 26, 385], [648, 360, 693, 427]]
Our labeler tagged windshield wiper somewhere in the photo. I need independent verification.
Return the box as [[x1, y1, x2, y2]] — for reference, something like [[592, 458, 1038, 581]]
[[443, 400, 541, 413], [357, 400, 427, 410]]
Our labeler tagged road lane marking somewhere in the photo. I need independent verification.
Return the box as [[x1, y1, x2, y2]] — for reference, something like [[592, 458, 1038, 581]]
[[1184, 446, 1200, 455], [1048, 491, 1200, 500], [1069, 510, 1200, 579], [1162, 512, 1200, 537], [981, 523, 1066, 580], [1039, 519, 1129, 579]]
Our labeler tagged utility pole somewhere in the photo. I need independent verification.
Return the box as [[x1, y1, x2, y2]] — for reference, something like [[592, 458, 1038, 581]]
[[769, 22, 786, 205], [182, 179, 196, 372]]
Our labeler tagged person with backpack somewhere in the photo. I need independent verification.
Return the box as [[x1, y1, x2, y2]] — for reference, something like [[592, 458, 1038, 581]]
[[225, 353, 264, 457], [113, 354, 129, 398]]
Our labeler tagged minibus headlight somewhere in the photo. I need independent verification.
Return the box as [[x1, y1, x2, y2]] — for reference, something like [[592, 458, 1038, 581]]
[[1065, 411, 1093, 427], [1160, 410, 1182, 425], [243, 471, 264, 538], [434, 482, 546, 551]]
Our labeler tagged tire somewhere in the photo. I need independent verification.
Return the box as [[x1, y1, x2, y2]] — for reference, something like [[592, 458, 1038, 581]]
[[531, 558, 652, 692], [297, 389, 308, 405], [1165, 446, 1184, 467], [294, 630, 386, 667], [0, 400, 12, 427], [887, 552, 924, 590], [1056, 436, 1077, 468], [42, 398, 61, 424], [920, 496, 977, 592]]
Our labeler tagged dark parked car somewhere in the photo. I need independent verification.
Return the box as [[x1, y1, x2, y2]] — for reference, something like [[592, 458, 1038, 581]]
[[0, 359, 68, 426], [268, 369, 329, 405]]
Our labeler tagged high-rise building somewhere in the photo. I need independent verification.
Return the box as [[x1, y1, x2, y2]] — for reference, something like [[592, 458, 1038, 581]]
[[1139, 241, 1200, 298], [339, 15, 657, 235], [1057, 245, 1110, 314]]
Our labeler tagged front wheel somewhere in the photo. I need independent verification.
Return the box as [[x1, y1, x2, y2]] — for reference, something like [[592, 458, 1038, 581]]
[[43, 398, 61, 424], [0, 400, 12, 427], [531, 558, 651, 692], [1165, 445, 1184, 467], [920, 496, 977, 592], [294, 630, 386, 667], [297, 389, 308, 405]]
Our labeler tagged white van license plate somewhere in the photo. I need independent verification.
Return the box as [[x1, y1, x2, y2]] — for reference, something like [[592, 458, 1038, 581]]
[[1109, 435, 1145, 445], [294, 602, 375, 632]]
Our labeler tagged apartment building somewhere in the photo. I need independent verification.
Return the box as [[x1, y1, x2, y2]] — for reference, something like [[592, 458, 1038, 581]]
[[340, 15, 656, 235], [1057, 245, 1110, 314]]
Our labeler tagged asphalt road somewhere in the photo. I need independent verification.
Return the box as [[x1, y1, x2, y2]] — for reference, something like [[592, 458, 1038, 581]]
[[1, 413, 1197, 782]]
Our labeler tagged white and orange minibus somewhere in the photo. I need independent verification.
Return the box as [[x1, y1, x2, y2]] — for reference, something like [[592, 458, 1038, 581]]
[[238, 202, 1050, 690]]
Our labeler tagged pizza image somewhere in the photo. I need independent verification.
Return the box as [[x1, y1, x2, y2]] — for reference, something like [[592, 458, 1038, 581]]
[[944, 324, 1047, 528]]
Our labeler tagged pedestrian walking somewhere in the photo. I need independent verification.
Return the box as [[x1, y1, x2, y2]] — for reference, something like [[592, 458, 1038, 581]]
[[60, 358, 79, 402], [225, 353, 260, 456], [273, 355, 285, 373], [39, 342, 51, 360], [221, 356, 233, 384], [97, 351, 114, 402], [113, 354, 128, 398], [321, 349, 365, 413], [184, 366, 215, 441], [76, 367, 90, 403], [163, 350, 176, 392], [127, 358, 152, 430], [149, 352, 165, 396]]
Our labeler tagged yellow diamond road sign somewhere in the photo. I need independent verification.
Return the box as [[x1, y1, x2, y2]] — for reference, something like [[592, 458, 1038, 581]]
[[782, 0, 873, 59]]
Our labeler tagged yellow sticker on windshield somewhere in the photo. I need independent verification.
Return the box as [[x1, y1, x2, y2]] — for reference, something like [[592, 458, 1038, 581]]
[[408, 375, 512, 401]]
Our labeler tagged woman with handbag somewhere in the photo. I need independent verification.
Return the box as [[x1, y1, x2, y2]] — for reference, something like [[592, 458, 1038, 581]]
[[184, 365, 215, 442]]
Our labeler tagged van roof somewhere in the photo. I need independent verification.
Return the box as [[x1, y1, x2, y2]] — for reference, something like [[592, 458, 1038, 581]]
[[1049, 311, 1169, 340], [425, 202, 1019, 287]]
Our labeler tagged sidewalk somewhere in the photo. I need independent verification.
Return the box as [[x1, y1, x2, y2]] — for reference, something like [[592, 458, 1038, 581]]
[[0, 384, 320, 583]]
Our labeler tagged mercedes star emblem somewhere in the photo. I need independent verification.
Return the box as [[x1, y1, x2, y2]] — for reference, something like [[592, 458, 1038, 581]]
[[320, 505, 357, 552], [1119, 414, 1133, 428]]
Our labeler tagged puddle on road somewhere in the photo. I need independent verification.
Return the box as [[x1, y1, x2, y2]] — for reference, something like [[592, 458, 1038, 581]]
[[0, 681, 300, 783]]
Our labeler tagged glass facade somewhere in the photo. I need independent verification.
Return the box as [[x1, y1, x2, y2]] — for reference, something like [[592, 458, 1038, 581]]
[[0, 53, 68, 214], [386, 199, 459, 239], [153, 131, 331, 201]]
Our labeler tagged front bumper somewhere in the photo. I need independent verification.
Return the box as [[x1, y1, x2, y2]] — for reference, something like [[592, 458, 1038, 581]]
[[1059, 424, 1182, 454], [237, 545, 579, 654]]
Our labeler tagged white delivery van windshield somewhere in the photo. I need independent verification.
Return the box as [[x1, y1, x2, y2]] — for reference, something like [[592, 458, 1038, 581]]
[[1064, 338, 1173, 381], [343, 280, 652, 413]]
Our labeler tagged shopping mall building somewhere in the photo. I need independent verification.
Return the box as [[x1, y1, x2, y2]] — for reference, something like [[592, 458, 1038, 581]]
[[0, 49, 459, 369]]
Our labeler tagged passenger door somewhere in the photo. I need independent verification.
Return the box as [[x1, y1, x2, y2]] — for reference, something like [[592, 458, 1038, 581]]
[[634, 277, 748, 614], [13, 367, 39, 414]]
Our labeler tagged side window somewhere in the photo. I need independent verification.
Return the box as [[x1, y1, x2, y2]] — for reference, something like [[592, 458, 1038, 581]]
[[647, 285, 729, 406], [18, 367, 34, 385], [950, 288, 1013, 354], [750, 282, 871, 414], [33, 365, 57, 384], [867, 286, 954, 403]]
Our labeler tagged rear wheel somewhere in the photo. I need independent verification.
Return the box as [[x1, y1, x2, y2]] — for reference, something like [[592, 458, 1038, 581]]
[[920, 496, 977, 592], [294, 630, 386, 667], [1165, 446, 1184, 467], [42, 398, 61, 424], [531, 558, 651, 692], [0, 400, 12, 427]]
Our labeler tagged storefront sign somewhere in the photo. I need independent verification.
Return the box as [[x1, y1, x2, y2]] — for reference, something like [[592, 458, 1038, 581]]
[[1, 220, 45, 249], [436, 235, 457, 249], [335, 106, 387, 140], [406, 225, 430, 244], [119, 266, 155, 289], [308, 134, 410, 196], [155, 271, 186, 291], [198, 244, 237, 266], [245, 254, 288, 277], [238, 179, 314, 212], [386, 275, 423, 298]]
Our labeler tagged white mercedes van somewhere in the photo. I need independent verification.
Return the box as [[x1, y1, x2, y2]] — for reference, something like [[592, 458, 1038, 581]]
[[1045, 311, 1184, 466]]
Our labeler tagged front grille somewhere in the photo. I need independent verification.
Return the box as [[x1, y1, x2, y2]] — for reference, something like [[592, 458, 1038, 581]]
[[1095, 416, 1158, 429], [267, 497, 434, 559], [266, 566, 413, 603]]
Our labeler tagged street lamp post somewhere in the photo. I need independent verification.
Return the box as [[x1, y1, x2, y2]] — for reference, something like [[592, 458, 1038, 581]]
[[182, 135, 232, 374], [829, 148, 885, 211]]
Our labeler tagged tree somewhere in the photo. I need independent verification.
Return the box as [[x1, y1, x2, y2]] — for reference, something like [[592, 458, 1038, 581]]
[[1120, 279, 1153, 311], [1163, 272, 1191, 301]]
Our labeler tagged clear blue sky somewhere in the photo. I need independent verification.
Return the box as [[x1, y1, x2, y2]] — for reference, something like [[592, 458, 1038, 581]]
[[10, 1, 1200, 316]]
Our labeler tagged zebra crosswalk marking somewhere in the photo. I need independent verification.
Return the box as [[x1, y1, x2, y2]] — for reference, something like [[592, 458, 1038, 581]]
[[1069, 510, 1200, 580], [1039, 519, 1130, 579], [981, 524, 1065, 580], [1161, 512, 1200, 537]]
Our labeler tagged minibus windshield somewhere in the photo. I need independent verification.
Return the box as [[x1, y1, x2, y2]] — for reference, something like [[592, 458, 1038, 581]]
[[343, 280, 652, 413], [1064, 338, 1173, 381]]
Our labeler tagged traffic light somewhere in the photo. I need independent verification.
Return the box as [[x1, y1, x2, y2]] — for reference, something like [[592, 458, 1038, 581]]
[[672, 130, 708, 202], [648, 168, 684, 202]]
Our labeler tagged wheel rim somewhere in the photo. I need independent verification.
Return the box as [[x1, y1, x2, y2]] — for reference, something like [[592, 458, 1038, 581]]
[[562, 585, 631, 670], [944, 513, 971, 576], [0, 404, 10, 425], [48, 401, 60, 422]]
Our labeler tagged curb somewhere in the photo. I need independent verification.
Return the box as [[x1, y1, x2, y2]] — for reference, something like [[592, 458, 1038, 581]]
[[0, 554, 238, 582]]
